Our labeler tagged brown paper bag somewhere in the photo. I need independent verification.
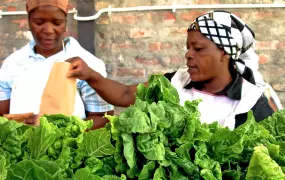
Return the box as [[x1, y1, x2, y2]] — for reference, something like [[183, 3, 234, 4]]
[[39, 62, 76, 116]]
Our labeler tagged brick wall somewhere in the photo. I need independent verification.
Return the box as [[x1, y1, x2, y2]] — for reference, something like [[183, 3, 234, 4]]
[[0, 0, 284, 108]]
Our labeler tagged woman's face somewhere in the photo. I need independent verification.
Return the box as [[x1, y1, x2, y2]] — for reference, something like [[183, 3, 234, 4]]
[[185, 30, 229, 82], [28, 5, 67, 52]]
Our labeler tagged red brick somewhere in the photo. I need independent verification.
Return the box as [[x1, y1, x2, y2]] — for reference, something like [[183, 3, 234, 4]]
[[163, 27, 187, 36], [170, 56, 184, 64], [96, 16, 110, 25], [111, 14, 144, 24], [162, 12, 176, 23], [135, 57, 160, 66], [111, 68, 146, 78], [112, 43, 133, 49], [95, 2, 110, 11], [99, 43, 111, 49], [12, 18, 28, 29], [6, 6, 16, 11], [256, 41, 285, 50], [272, 83, 285, 91], [180, 11, 204, 21], [149, 42, 160, 52], [146, 12, 154, 22], [264, 67, 285, 77], [276, 42, 285, 49], [255, 41, 278, 50], [148, 42, 172, 52], [251, 12, 274, 20], [258, 54, 268, 65], [162, 42, 172, 49], [130, 28, 157, 38], [4, 0, 16, 2]]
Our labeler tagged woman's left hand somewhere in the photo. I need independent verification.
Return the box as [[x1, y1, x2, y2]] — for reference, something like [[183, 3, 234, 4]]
[[4, 113, 40, 126]]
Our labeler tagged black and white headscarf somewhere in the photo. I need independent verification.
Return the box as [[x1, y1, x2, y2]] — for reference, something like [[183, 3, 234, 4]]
[[188, 10, 256, 84]]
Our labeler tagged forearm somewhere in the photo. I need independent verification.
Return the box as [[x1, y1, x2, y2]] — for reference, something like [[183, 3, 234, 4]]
[[85, 115, 110, 130], [86, 71, 138, 107], [0, 100, 10, 116]]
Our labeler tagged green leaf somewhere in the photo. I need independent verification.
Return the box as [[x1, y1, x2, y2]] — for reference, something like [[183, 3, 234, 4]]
[[74, 167, 102, 180], [259, 110, 285, 142], [117, 100, 157, 133], [77, 128, 115, 158], [0, 155, 7, 180], [246, 145, 285, 180], [136, 75, 180, 105], [194, 142, 222, 180], [166, 149, 199, 177], [0, 119, 23, 145], [137, 132, 165, 161], [102, 174, 127, 180], [27, 117, 61, 160], [121, 133, 136, 169], [153, 166, 168, 180], [210, 111, 271, 163], [138, 161, 157, 180], [7, 160, 65, 180]]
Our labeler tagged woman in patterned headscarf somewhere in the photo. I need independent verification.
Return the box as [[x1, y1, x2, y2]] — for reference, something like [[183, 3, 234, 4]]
[[66, 10, 274, 129], [0, 0, 114, 128]]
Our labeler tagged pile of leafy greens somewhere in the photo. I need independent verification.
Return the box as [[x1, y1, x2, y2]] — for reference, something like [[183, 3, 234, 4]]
[[0, 74, 285, 180]]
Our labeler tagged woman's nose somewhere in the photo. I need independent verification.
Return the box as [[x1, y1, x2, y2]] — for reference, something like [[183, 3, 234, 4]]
[[43, 22, 54, 34], [185, 47, 194, 60]]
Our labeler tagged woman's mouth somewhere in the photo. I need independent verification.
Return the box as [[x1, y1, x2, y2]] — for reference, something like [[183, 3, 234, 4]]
[[41, 39, 55, 47], [188, 66, 198, 73]]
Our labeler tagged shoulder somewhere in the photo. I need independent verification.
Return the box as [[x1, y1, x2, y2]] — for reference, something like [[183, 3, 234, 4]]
[[67, 37, 107, 77], [164, 71, 177, 81], [240, 78, 264, 102], [1, 43, 30, 70]]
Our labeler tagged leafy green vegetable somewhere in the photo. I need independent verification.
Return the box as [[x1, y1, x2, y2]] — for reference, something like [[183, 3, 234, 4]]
[[246, 145, 285, 180], [0, 155, 7, 180], [27, 117, 62, 160], [137, 132, 165, 161], [138, 161, 156, 180], [7, 160, 65, 180], [136, 74, 180, 104], [77, 128, 115, 158], [1, 75, 285, 180]]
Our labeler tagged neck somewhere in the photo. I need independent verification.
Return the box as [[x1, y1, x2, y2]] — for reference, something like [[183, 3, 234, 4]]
[[34, 44, 63, 58], [202, 70, 232, 94]]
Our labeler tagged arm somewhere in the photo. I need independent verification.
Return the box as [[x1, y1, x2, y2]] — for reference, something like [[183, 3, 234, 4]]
[[0, 70, 11, 115], [0, 100, 10, 116], [86, 71, 147, 107], [85, 110, 114, 130], [67, 57, 147, 107], [77, 77, 117, 129]]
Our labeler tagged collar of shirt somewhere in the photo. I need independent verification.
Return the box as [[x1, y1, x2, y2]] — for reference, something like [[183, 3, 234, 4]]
[[27, 38, 70, 60], [184, 73, 243, 100]]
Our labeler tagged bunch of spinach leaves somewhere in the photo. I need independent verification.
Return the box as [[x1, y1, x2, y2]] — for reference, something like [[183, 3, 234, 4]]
[[0, 74, 285, 180]]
